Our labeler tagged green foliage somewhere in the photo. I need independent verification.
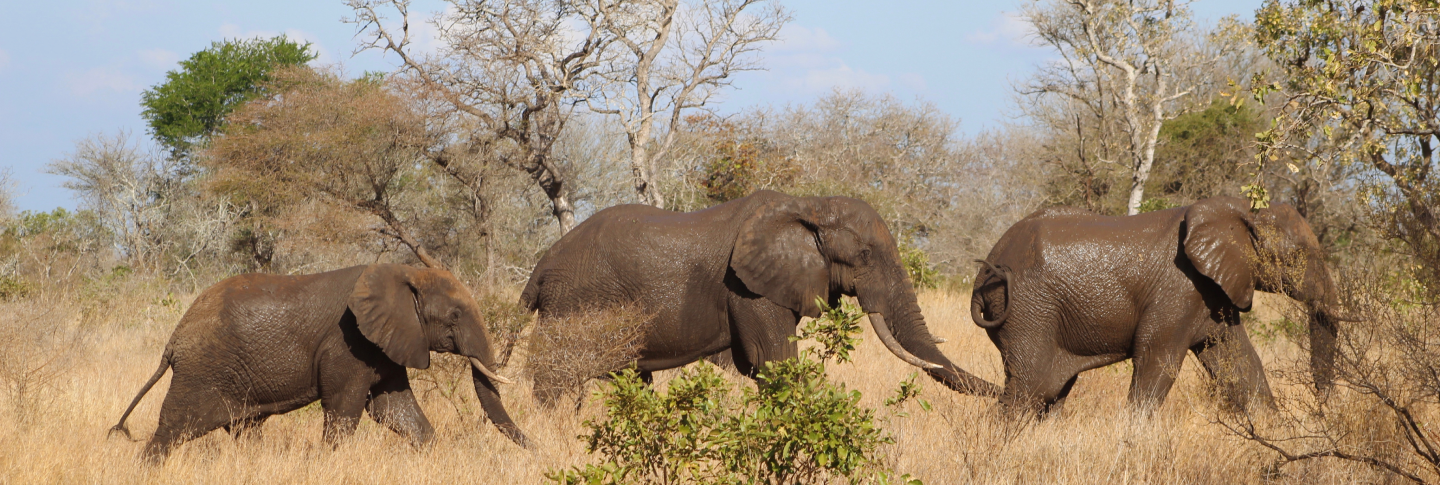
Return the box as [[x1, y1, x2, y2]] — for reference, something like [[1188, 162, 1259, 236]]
[[897, 240, 940, 290], [140, 36, 315, 155], [0, 275, 32, 301], [549, 295, 920, 484], [1136, 198, 1177, 214], [1252, 0, 1440, 293], [1, 208, 106, 255], [1149, 100, 1262, 203], [794, 297, 866, 364]]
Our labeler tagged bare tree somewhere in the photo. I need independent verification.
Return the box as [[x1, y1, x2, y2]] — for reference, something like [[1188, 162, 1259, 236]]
[[1021, 0, 1210, 215], [46, 132, 183, 270], [348, 0, 615, 234], [582, 0, 787, 208]]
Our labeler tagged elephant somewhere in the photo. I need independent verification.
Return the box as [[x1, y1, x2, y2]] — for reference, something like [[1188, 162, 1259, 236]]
[[970, 197, 1355, 415], [521, 190, 998, 402], [110, 264, 530, 462]]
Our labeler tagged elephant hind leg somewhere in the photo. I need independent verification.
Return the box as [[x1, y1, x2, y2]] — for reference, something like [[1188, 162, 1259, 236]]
[[366, 378, 435, 447], [143, 392, 246, 463], [1192, 324, 1275, 412], [224, 414, 270, 440]]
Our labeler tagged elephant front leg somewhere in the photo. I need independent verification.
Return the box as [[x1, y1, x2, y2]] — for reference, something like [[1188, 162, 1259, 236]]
[[366, 377, 435, 447], [1127, 344, 1188, 413], [1192, 324, 1275, 412], [320, 388, 370, 446], [726, 295, 799, 379]]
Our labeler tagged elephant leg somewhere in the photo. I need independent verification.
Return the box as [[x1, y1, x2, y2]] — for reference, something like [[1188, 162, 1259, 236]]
[[321, 385, 371, 446], [143, 388, 241, 462], [366, 377, 435, 447], [1042, 374, 1081, 415], [727, 295, 799, 380], [1192, 324, 1275, 412], [224, 414, 270, 440], [1127, 343, 1188, 413]]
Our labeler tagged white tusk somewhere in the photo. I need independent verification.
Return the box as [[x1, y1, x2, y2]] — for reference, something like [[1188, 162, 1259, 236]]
[[469, 357, 516, 385], [933, 336, 948, 344], [868, 313, 943, 370]]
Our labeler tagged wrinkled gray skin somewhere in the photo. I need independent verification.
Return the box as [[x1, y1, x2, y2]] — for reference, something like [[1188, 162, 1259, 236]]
[[972, 197, 1349, 415], [110, 264, 529, 462], [522, 190, 998, 403]]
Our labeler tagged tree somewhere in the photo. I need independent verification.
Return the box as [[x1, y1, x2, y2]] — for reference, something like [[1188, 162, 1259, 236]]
[[583, 0, 788, 208], [1253, 0, 1440, 292], [207, 67, 444, 268], [348, 0, 614, 234], [140, 36, 316, 158], [1021, 0, 1211, 215]]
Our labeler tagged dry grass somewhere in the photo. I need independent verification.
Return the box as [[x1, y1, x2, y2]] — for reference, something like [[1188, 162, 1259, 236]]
[[0, 286, 1405, 484]]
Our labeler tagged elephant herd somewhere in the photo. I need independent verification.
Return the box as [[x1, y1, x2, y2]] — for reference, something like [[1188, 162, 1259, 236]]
[[110, 190, 1351, 462]]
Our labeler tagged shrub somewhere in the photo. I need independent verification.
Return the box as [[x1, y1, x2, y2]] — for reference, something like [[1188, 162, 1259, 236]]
[[527, 304, 652, 405], [548, 298, 922, 485]]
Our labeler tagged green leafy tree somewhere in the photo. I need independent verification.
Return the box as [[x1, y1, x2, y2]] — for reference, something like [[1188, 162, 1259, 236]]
[[1252, 0, 1440, 294], [141, 36, 315, 157]]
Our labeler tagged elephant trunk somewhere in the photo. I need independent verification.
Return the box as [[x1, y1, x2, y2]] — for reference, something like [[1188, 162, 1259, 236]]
[[470, 362, 532, 449], [858, 269, 1000, 397], [1303, 261, 1354, 392]]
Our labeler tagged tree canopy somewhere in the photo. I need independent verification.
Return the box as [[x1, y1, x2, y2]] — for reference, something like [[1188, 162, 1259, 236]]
[[140, 36, 316, 156]]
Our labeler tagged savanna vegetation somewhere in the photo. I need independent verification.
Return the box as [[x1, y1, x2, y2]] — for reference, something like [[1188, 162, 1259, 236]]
[[3, 0, 1439, 483]]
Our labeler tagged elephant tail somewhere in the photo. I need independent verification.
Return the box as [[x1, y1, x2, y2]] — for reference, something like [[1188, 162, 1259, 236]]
[[108, 349, 172, 442], [971, 259, 1010, 329]]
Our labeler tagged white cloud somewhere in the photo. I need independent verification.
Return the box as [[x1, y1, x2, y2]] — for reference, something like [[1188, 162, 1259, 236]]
[[788, 64, 890, 93], [0, 49, 10, 75], [966, 11, 1034, 46], [137, 48, 179, 70], [774, 25, 841, 53], [66, 66, 141, 96]]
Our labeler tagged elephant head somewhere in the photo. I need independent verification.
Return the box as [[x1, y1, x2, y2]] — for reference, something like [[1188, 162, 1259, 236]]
[[1183, 197, 1354, 390], [349, 264, 531, 447], [730, 191, 999, 396]]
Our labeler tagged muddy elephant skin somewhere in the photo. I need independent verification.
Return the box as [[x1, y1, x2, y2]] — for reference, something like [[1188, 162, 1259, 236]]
[[972, 197, 1350, 414], [110, 264, 530, 462], [522, 190, 998, 403]]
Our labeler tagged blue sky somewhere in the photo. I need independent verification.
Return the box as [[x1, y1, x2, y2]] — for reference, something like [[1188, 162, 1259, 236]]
[[0, 0, 1263, 213]]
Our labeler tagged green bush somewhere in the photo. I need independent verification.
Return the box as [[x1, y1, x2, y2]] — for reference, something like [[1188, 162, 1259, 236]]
[[897, 240, 939, 291], [548, 299, 922, 485]]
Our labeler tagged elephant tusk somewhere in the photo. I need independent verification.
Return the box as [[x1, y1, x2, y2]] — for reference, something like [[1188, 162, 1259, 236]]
[[469, 357, 516, 385], [868, 313, 943, 370], [933, 336, 948, 344]]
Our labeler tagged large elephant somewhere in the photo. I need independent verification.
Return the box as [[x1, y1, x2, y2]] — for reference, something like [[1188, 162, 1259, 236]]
[[110, 264, 529, 461], [970, 197, 1353, 414], [521, 190, 998, 402]]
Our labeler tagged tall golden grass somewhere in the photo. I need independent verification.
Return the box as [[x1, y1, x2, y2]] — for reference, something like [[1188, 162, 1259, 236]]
[[0, 283, 1396, 484]]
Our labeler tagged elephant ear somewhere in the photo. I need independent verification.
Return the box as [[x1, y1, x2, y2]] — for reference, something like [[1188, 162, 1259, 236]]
[[1183, 199, 1257, 311], [731, 197, 829, 318], [349, 264, 431, 369]]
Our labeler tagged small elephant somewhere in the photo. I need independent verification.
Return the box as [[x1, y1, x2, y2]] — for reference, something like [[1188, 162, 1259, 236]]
[[971, 197, 1355, 414], [522, 190, 997, 402], [110, 264, 529, 461]]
